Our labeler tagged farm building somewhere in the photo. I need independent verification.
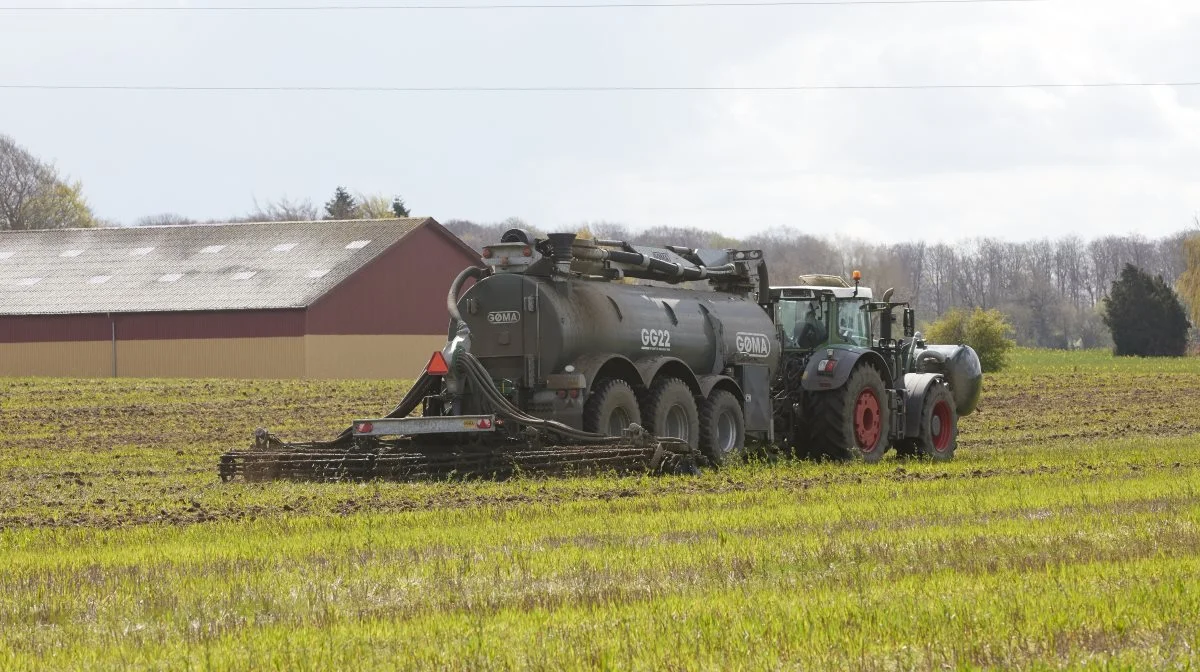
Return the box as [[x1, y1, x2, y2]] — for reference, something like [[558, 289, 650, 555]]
[[0, 218, 481, 379]]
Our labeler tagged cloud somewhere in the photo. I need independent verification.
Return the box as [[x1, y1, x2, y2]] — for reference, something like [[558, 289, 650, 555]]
[[537, 0, 1200, 242]]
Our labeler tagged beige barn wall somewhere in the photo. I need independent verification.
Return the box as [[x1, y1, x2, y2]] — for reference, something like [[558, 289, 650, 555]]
[[115, 337, 305, 378], [304, 334, 447, 380], [0, 341, 113, 377], [0, 335, 443, 379]]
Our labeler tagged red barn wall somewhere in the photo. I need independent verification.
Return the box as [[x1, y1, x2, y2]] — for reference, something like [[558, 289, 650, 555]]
[[303, 222, 482, 379]]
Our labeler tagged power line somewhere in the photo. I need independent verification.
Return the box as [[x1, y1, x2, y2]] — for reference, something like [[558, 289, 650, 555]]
[[1, 82, 1197, 92], [0, 0, 1051, 10]]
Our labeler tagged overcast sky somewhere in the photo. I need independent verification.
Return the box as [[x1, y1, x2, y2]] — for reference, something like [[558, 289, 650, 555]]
[[1, 0, 1198, 243]]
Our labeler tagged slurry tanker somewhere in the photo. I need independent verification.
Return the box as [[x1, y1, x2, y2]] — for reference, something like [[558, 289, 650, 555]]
[[220, 230, 981, 481]]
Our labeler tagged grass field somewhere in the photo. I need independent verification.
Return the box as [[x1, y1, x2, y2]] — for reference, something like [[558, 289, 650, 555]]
[[2, 349, 1198, 670]]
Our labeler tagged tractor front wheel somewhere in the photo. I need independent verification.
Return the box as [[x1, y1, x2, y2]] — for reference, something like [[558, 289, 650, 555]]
[[912, 381, 958, 462], [810, 365, 891, 462]]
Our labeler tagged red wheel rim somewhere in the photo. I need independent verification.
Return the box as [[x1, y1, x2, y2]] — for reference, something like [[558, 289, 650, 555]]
[[853, 388, 882, 450], [931, 400, 953, 452]]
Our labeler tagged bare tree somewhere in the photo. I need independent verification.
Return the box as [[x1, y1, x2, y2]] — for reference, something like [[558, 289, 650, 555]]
[[248, 196, 319, 222], [433, 215, 1198, 349], [0, 134, 95, 230], [134, 213, 196, 227], [584, 221, 634, 242]]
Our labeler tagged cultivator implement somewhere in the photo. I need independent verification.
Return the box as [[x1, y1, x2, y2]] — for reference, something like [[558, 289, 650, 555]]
[[219, 353, 698, 483], [218, 428, 694, 483]]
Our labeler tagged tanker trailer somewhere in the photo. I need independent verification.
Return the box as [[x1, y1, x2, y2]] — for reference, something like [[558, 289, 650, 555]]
[[219, 230, 780, 481]]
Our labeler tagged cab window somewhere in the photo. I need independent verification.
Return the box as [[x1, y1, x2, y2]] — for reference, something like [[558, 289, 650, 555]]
[[779, 299, 829, 349], [836, 299, 872, 346]]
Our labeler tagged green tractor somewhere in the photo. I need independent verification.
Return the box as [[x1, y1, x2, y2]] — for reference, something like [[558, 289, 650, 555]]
[[768, 273, 982, 462]]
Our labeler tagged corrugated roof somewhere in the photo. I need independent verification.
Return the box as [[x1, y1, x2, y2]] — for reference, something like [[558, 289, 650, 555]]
[[0, 218, 433, 315]]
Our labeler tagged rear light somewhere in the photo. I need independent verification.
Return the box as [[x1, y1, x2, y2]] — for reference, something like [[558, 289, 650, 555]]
[[817, 359, 837, 374], [356, 422, 374, 433], [477, 418, 493, 429], [425, 351, 450, 376], [482, 247, 494, 259]]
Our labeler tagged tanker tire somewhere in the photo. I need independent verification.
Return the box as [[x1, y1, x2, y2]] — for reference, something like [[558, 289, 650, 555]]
[[643, 378, 701, 451], [809, 364, 891, 462], [911, 381, 958, 462], [583, 379, 642, 437], [700, 390, 745, 467]]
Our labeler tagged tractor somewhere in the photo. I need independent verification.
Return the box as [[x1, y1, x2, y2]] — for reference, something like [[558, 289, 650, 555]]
[[767, 274, 982, 464]]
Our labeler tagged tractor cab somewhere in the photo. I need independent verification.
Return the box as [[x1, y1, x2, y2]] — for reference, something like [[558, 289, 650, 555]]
[[771, 272, 918, 358], [775, 285, 876, 352], [770, 272, 899, 352]]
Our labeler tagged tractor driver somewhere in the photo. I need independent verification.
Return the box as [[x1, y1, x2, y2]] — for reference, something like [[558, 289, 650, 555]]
[[793, 301, 827, 348]]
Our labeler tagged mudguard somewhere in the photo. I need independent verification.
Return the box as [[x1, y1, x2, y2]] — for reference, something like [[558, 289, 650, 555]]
[[569, 353, 640, 395], [635, 355, 702, 395], [800, 345, 891, 392], [903, 372, 945, 438], [696, 374, 742, 401]]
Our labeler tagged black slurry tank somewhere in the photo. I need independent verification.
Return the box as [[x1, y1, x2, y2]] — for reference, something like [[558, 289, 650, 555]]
[[448, 230, 780, 464]]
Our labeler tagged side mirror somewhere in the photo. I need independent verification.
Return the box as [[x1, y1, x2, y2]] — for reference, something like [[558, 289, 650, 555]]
[[882, 287, 895, 303], [903, 308, 915, 338]]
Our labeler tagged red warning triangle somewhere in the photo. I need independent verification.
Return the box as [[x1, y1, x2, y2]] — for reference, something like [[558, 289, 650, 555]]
[[425, 351, 450, 376]]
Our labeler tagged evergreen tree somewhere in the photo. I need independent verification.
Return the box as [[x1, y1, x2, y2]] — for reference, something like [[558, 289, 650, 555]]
[[391, 197, 410, 218], [1102, 264, 1190, 356], [323, 187, 359, 220]]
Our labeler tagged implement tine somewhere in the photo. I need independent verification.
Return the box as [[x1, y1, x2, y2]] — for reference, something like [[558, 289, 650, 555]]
[[219, 438, 696, 483]]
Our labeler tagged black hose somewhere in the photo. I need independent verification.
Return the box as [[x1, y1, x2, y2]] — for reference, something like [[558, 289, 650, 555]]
[[329, 372, 439, 441], [447, 266, 488, 331], [460, 354, 608, 442], [600, 249, 738, 282], [460, 352, 688, 447]]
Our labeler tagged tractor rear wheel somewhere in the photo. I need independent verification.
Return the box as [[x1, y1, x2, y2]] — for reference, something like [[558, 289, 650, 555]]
[[809, 365, 891, 462], [699, 389, 745, 467], [911, 381, 958, 462], [643, 378, 700, 451], [583, 379, 641, 437]]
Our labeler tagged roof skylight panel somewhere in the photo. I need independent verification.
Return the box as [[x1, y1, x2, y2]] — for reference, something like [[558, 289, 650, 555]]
[[232, 271, 257, 280], [158, 273, 183, 283], [88, 275, 112, 285], [200, 245, 226, 254], [273, 243, 298, 253], [0, 252, 13, 260], [345, 240, 371, 250], [17, 277, 41, 286], [130, 247, 155, 256], [60, 250, 83, 258], [306, 269, 330, 279]]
